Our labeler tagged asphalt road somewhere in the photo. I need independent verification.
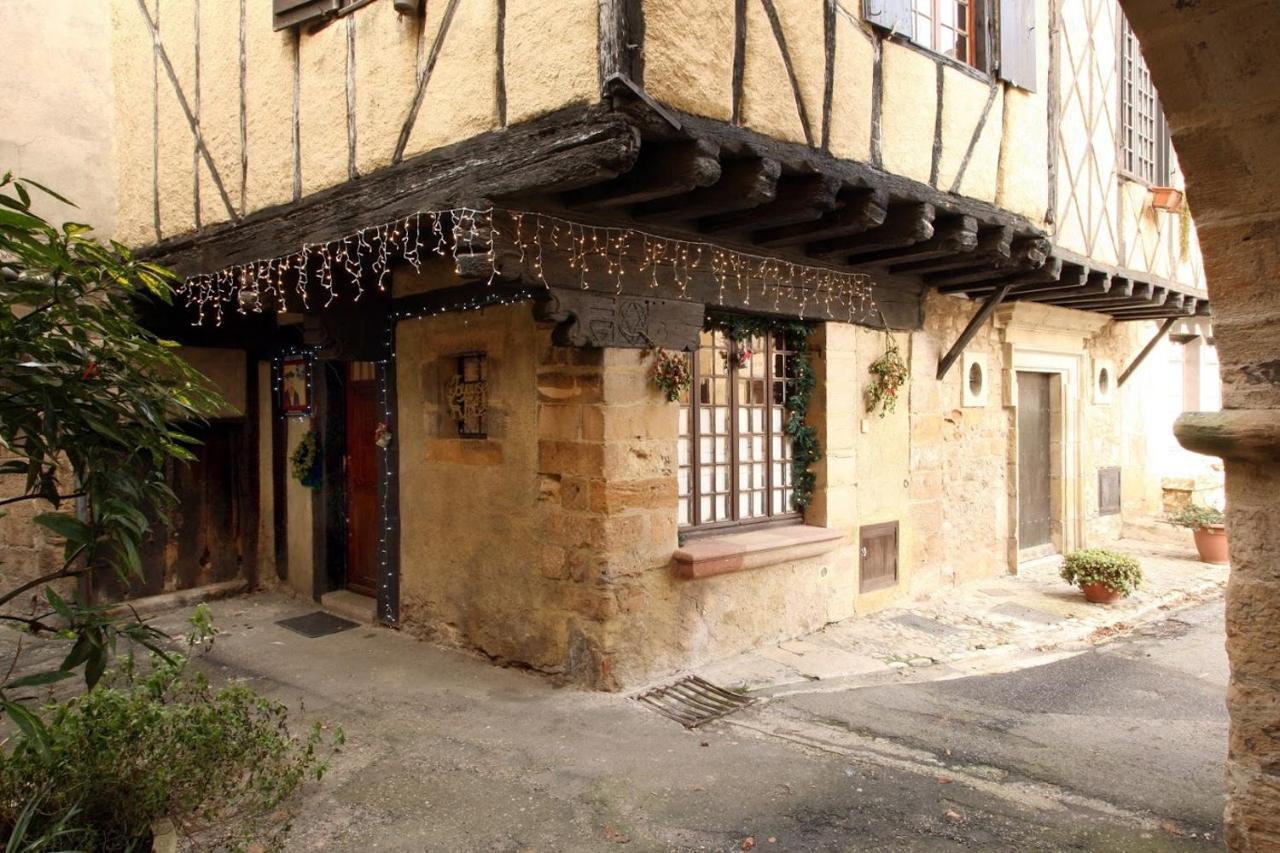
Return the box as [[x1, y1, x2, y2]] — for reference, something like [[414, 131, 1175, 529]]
[[772, 599, 1229, 843]]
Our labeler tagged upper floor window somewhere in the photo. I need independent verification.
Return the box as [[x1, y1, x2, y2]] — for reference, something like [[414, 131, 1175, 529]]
[[1119, 17, 1171, 185], [863, 0, 1036, 91], [911, 0, 975, 66], [677, 328, 799, 531]]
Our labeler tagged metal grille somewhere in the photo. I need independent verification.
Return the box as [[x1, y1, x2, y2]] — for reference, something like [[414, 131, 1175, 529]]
[[677, 328, 798, 530], [635, 676, 755, 728], [1120, 16, 1169, 185]]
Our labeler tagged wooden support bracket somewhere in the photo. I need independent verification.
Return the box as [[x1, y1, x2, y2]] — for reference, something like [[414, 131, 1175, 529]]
[[936, 281, 1014, 380], [1117, 316, 1178, 386]]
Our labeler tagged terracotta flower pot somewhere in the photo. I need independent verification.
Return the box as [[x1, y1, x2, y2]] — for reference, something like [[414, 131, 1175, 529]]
[[1192, 524, 1230, 564], [1080, 582, 1125, 604]]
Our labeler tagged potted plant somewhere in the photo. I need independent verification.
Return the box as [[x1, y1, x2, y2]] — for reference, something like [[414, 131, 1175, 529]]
[[1060, 548, 1143, 604], [1167, 503, 1229, 564]]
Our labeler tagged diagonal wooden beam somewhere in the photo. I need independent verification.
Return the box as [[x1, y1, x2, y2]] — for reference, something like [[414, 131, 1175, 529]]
[[135, 0, 238, 222], [937, 281, 1014, 379], [758, 0, 814, 146], [1117, 317, 1178, 386], [393, 0, 461, 163]]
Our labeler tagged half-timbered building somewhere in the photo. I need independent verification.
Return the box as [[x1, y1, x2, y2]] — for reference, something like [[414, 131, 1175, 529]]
[[5, 0, 1216, 688]]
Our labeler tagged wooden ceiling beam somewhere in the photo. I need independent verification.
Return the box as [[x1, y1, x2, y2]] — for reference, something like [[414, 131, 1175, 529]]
[[1002, 262, 1089, 298], [926, 238, 1051, 290], [1022, 270, 1112, 302], [632, 154, 781, 221], [847, 214, 979, 266], [563, 138, 721, 210], [805, 202, 935, 259], [698, 172, 840, 233], [752, 187, 888, 248], [888, 225, 1013, 275], [1059, 281, 1156, 310], [937, 257, 1064, 296]]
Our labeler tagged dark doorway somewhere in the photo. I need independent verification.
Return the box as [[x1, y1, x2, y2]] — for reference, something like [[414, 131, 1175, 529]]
[[95, 420, 248, 601], [1017, 371, 1053, 550], [344, 363, 379, 596]]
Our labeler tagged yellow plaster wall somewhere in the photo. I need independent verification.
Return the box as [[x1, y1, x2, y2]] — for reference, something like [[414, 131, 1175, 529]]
[[878, 42, 937, 185], [110, 0, 599, 245], [353, 2, 421, 178], [505, 0, 600, 125], [936, 70, 997, 200], [111, 0, 156, 246], [243, 0, 295, 212], [285, 416, 315, 598], [156, 0, 196, 236], [198, 3, 242, 225], [298, 19, 350, 196], [826, 16, 874, 163], [643, 0, 735, 120]]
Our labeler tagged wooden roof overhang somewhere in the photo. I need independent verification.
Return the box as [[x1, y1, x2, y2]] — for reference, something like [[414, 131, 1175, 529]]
[[142, 97, 1209, 347]]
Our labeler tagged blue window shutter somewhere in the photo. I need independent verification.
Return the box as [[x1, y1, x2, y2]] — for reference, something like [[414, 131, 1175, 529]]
[[998, 0, 1037, 91], [863, 0, 915, 41]]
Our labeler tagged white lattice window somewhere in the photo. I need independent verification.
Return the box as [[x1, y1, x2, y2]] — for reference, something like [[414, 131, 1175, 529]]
[[1120, 17, 1171, 186]]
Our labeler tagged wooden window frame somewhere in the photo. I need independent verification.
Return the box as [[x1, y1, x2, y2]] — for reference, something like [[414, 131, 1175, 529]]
[[677, 328, 802, 535], [911, 0, 978, 68], [1118, 16, 1172, 187]]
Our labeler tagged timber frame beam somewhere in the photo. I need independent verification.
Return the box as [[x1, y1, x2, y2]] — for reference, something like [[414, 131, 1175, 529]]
[[143, 98, 1209, 332]]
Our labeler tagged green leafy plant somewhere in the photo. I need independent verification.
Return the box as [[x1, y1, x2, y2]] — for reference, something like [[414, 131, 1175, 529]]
[[649, 349, 692, 403], [290, 430, 321, 487], [0, 652, 342, 852], [1059, 548, 1144, 597], [1166, 503, 1225, 530], [866, 339, 908, 418], [0, 173, 223, 724]]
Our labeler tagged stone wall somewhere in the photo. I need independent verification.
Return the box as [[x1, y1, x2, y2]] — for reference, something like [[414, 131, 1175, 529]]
[[1119, 2, 1280, 845]]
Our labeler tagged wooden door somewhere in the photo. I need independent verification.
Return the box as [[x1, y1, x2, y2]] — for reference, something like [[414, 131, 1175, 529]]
[[1017, 372, 1053, 549], [859, 521, 899, 593], [344, 374, 379, 596]]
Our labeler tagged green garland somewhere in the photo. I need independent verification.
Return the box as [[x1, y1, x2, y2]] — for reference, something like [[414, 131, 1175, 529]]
[[705, 314, 821, 510], [290, 429, 321, 489]]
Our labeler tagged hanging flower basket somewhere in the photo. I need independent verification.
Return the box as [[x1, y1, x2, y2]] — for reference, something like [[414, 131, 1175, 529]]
[[290, 429, 322, 488], [650, 349, 692, 402], [866, 340, 908, 418]]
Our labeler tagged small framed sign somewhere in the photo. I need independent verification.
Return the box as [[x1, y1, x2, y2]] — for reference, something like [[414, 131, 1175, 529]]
[[279, 356, 312, 416]]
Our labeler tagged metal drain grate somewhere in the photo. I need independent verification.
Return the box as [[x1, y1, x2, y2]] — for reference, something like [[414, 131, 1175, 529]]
[[276, 612, 360, 638], [635, 675, 754, 728]]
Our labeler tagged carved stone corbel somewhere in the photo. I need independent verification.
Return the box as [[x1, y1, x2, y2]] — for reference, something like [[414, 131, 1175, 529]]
[[534, 287, 703, 350]]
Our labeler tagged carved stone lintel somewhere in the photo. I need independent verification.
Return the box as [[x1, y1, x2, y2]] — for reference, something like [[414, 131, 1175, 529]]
[[535, 288, 704, 350]]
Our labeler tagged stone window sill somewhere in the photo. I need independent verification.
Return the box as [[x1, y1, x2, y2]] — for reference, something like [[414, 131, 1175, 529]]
[[673, 525, 847, 580]]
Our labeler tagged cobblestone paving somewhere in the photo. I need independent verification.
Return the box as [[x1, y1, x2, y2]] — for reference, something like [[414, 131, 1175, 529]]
[[700, 534, 1228, 694]]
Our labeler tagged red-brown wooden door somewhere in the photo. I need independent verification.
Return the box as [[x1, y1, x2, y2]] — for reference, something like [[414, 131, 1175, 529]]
[[345, 373, 379, 596]]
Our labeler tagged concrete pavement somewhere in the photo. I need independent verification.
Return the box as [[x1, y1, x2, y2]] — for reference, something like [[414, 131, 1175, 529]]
[[141, 589, 1226, 851]]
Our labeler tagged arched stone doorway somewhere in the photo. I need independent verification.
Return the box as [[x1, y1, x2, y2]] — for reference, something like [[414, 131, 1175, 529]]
[[1118, 2, 1280, 848]]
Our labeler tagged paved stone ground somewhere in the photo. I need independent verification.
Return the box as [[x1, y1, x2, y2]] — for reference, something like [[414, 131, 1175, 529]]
[[699, 535, 1227, 696], [147, 592, 1221, 852]]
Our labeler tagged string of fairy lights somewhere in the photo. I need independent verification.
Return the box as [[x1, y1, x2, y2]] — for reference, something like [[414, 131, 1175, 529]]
[[190, 208, 877, 625]]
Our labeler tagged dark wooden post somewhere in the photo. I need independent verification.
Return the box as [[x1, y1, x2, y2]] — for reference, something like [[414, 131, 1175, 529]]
[[936, 282, 1014, 380], [1117, 316, 1179, 387]]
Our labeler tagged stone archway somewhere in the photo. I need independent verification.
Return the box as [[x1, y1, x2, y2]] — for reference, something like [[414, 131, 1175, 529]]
[[1117, 2, 1280, 848]]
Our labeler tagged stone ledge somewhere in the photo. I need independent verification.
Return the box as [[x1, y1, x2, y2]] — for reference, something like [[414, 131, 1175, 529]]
[[673, 525, 847, 580], [1175, 410, 1280, 464]]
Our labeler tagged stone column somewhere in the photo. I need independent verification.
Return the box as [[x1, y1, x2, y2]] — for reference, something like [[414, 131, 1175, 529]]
[[1119, 1, 1280, 846]]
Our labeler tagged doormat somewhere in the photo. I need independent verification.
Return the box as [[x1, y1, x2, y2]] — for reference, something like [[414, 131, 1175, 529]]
[[635, 675, 754, 728], [276, 612, 360, 638]]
